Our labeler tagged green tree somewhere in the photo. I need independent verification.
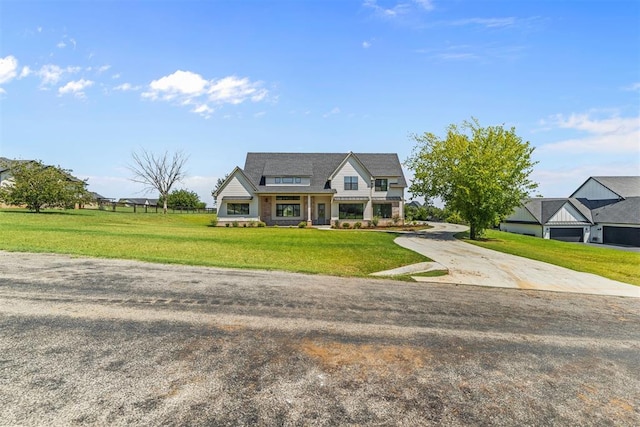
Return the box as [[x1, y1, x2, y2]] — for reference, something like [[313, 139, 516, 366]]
[[0, 160, 90, 213], [158, 189, 205, 210], [406, 118, 538, 240]]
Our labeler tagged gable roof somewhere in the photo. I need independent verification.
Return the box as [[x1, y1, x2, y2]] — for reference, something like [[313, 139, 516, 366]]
[[243, 152, 406, 193], [212, 166, 258, 198], [571, 176, 640, 199], [520, 198, 593, 224]]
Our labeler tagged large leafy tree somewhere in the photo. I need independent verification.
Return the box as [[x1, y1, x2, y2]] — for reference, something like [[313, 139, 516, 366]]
[[158, 189, 205, 210], [129, 149, 188, 214], [0, 160, 90, 213], [406, 118, 538, 240]]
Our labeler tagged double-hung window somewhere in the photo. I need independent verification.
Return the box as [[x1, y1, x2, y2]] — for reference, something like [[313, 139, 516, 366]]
[[375, 179, 388, 192], [344, 176, 358, 190]]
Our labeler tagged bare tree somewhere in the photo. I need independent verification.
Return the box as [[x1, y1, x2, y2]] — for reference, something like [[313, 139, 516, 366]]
[[129, 149, 189, 214]]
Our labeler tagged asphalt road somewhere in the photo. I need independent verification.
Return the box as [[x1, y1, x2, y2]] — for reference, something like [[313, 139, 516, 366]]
[[1, 251, 639, 426]]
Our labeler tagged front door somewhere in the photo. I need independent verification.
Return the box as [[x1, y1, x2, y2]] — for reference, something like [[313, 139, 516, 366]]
[[318, 203, 326, 225]]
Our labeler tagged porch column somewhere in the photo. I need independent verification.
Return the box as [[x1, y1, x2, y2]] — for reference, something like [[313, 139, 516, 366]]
[[307, 195, 312, 226]]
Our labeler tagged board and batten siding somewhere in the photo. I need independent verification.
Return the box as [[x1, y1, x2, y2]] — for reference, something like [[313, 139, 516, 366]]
[[547, 203, 590, 224], [572, 178, 619, 200]]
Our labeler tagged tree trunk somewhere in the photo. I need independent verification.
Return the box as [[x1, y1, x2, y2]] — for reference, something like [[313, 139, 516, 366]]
[[163, 198, 168, 214], [469, 223, 477, 240]]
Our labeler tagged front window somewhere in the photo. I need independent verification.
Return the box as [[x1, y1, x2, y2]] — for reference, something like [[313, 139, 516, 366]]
[[276, 204, 300, 217], [373, 203, 392, 218], [375, 179, 388, 192], [228, 203, 249, 215], [275, 177, 302, 184], [344, 176, 358, 190], [339, 203, 364, 219]]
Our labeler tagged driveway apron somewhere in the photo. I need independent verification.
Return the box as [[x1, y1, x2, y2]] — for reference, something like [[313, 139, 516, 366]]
[[395, 223, 639, 298]]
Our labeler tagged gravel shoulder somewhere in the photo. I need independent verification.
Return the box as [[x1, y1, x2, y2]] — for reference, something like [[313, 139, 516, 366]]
[[1, 251, 639, 426]]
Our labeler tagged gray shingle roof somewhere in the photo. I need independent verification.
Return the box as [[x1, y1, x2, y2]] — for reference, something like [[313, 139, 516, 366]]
[[590, 197, 640, 225], [521, 198, 593, 224], [243, 152, 406, 193]]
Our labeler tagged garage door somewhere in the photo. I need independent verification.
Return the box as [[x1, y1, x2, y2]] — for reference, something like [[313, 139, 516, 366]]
[[549, 227, 583, 242], [603, 226, 640, 247]]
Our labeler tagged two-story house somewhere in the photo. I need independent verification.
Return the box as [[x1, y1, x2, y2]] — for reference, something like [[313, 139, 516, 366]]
[[213, 152, 407, 226]]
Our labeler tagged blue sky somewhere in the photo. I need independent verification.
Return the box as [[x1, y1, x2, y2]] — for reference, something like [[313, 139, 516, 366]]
[[1, 0, 639, 206]]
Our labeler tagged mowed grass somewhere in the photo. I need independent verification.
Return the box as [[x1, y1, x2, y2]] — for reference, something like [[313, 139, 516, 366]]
[[0, 209, 427, 277], [461, 229, 640, 286]]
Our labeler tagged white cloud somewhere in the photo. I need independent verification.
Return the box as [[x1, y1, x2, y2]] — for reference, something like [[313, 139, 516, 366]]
[[538, 113, 640, 154], [0, 55, 18, 84], [208, 76, 267, 104], [364, 0, 433, 20], [362, 41, 371, 49], [413, 0, 434, 11], [37, 64, 81, 86], [57, 41, 66, 48], [624, 82, 640, 92], [142, 70, 269, 117], [192, 104, 214, 118], [450, 17, 517, 29], [97, 65, 111, 73], [0, 88, 6, 95], [143, 70, 208, 101], [112, 73, 121, 79], [113, 82, 140, 91], [323, 107, 341, 118], [19, 66, 32, 78], [58, 79, 94, 97]]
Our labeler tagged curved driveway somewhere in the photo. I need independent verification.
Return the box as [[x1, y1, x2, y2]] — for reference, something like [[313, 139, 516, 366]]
[[394, 223, 639, 298]]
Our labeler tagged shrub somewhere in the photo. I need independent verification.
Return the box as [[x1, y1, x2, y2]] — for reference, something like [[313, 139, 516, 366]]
[[248, 220, 257, 228], [353, 221, 362, 229], [232, 221, 239, 228], [257, 221, 266, 227], [225, 223, 230, 227], [446, 211, 464, 224], [298, 221, 307, 228], [342, 222, 351, 229], [371, 216, 380, 227], [243, 223, 247, 227], [392, 214, 401, 226], [209, 215, 219, 227], [333, 220, 340, 229]]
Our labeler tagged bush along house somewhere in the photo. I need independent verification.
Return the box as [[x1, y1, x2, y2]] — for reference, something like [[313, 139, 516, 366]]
[[213, 152, 407, 227]]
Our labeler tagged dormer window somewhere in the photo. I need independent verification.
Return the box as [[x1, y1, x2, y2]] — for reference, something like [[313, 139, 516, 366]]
[[275, 177, 302, 184]]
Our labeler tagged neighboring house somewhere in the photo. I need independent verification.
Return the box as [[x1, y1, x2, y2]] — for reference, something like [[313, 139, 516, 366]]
[[118, 198, 159, 206], [213, 152, 407, 226], [501, 176, 640, 247]]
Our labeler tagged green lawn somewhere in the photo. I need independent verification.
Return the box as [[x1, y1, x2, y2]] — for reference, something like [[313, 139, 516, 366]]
[[0, 209, 427, 277], [460, 229, 640, 286]]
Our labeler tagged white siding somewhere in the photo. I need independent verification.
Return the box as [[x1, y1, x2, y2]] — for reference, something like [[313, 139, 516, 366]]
[[572, 178, 619, 200], [505, 206, 538, 223], [500, 223, 542, 237], [547, 203, 589, 224], [217, 172, 259, 222], [332, 158, 371, 198]]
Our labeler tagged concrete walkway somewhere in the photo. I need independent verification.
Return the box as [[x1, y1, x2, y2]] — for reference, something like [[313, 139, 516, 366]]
[[386, 223, 639, 298]]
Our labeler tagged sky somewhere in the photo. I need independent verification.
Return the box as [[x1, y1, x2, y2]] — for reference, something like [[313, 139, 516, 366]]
[[1, 0, 639, 207]]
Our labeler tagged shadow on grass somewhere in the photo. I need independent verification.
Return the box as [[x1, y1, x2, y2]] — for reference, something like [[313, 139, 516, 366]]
[[455, 231, 500, 242], [1, 209, 81, 216]]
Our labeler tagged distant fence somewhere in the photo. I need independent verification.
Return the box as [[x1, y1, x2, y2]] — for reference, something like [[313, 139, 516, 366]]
[[100, 202, 216, 214]]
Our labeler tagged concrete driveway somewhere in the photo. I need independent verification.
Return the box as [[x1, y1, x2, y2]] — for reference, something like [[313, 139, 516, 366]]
[[392, 223, 639, 298]]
